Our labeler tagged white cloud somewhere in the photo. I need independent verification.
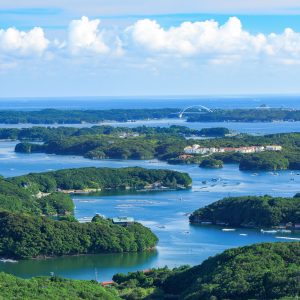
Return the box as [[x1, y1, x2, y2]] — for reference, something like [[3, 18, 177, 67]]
[[68, 16, 110, 55], [129, 17, 264, 59], [0, 27, 49, 57], [2, 16, 300, 67], [127, 17, 300, 64]]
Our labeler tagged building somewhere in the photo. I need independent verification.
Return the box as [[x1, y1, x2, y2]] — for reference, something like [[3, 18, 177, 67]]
[[184, 144, 282, 155], [265, 145, 282, 151], [112, 216, 134, 226]]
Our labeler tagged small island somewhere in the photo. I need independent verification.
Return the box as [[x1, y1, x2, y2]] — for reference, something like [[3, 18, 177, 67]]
[[0, 211, 158, 259], [189, 194, 300, 228], [199, 158, 223, 169]]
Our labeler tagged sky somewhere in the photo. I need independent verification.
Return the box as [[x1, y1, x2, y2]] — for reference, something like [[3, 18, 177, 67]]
[[1, 1, 300, 97]]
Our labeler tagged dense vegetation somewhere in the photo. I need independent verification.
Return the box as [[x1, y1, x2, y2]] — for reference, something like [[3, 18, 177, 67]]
[[0, 108, 178, 124], [10, 167, 192, 193], [0, 108, 299, 124], [0, 272, 119, 300], [0, 176, 73, 215], [0, 125, 230, 141], [15, 130, 300, 170], [0, 167, 190, 216], [190, 132, 300, 171], [1, 242, 299, 299], [112, 242, 300, 299], [189, 194, 300, 227], [0, 211, 158, 259], [187, 108, 300, 122], [0, 167, 192, 259], [199, 158, 223, 168]]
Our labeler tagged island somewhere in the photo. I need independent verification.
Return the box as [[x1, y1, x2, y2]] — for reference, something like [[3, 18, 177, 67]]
[[0, 211, 158, 259], [199, 158, 223, 168], [112, 242, 300, 299], [187, 108, 300, 122], [189, 194, 300, 228], [0, 108, 299, 124], [0, 167, 191, 259]]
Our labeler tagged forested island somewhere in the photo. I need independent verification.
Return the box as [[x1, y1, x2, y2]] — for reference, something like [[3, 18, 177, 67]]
[[189, 194, 300, 228], [3, 242, 298, 299], [0, 167, 191, 259], [0, 211, 157, 259], [0, 108, 299, 124], [0, 108, 178, 124], [112, 242, 300, 299], [0, 125, 230, 141], [187, 108, 300, 122], [15, 129, 300, 171]]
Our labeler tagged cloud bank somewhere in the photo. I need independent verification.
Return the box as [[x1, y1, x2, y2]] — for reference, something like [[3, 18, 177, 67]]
[[0, 27, 49, 57], [1, 16, 300, 66]]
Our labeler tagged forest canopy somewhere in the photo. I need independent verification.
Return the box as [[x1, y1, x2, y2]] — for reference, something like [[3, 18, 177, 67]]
[[189, 195, 300, 227]]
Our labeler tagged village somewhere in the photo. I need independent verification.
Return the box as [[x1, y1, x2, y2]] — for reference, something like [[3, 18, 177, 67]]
[[183, 144, 282, 155]]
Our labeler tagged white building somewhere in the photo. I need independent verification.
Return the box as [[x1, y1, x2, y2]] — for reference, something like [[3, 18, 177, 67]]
[[265, 145, 282, 151]]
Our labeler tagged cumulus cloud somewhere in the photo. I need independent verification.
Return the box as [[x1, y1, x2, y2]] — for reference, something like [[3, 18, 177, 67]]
[[68, 16, 110, 55], [129, 17, 265, 58], [2, 16, 300, 66], [128, 17, 300, 63], [0, 27, 49, 57]]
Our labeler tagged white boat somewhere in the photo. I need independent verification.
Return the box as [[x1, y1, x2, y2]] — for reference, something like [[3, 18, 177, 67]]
[[222, 228, 236, 232], [239, 233, 248, 236], [0, 258, 18, 263], [276, 236, 300, 241], [261, 229, 277, 234], [277, 229, 292, 233]]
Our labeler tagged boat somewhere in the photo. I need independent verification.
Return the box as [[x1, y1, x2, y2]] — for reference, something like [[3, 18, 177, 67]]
[[0, 258, 18, 263], [222, 228, 236, 232], [276, 236, 300, 241], [239, 233, 248, 236], [261, 229, 277, 234], [277, 229, 292, 233]]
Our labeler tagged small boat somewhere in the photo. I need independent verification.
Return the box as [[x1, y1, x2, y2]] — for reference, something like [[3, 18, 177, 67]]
[[261, 229, 277, 234], [276, 236, 300, 241], [239, 233, 248, 236], [277, 229, 292, 233], [0, 258, 18, 263], [222, 228, 236, 232]]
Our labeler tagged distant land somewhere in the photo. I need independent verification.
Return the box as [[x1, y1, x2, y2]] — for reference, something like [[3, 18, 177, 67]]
[[0, 108, 299, 124]]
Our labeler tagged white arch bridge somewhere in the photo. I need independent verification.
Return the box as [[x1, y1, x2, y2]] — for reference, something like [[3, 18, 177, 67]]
[[178, 105, 214, 118]]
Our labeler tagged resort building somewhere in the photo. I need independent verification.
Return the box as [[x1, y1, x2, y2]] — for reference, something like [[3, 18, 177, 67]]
[[184, 144, 282, 155], [265, 145, 283, 151]]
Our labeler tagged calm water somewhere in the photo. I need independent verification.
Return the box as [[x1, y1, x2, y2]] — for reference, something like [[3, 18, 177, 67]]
[[0, 119, 300, 135], [0, 96, 300, 110], [0, 141, 299, 281]]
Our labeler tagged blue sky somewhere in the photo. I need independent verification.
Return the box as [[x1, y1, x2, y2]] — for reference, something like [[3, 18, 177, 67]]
[[1, 1, 300, 97]]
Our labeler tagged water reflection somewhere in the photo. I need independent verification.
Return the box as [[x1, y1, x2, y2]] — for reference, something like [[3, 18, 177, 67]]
[[0, 251, 158, 281]]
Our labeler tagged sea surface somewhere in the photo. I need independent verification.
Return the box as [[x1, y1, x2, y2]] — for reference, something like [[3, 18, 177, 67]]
[[0, 95, 300, 110], [0, 141, 299, 281]]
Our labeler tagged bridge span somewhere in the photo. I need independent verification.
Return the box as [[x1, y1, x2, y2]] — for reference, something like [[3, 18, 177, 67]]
[[178, 105, 213, 118]]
